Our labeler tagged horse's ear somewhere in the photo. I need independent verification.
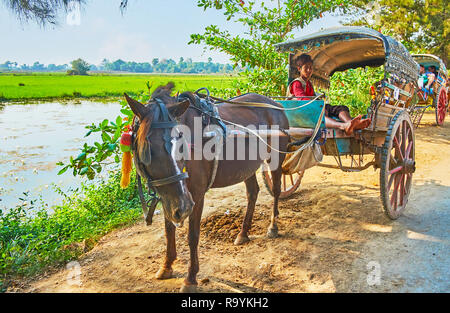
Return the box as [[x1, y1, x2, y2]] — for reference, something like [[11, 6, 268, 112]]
[[124, 93, 149, 119], [168, 99, 190, 118]]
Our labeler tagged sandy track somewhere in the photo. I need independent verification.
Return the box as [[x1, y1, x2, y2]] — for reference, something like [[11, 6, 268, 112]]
[[10, 113, 450, 293]]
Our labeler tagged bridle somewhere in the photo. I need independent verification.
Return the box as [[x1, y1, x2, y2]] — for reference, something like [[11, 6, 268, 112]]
[[132, 97, 189, 225]]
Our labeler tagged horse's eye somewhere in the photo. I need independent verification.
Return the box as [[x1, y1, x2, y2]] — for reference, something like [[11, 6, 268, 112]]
[[177, 132, 183, 139]]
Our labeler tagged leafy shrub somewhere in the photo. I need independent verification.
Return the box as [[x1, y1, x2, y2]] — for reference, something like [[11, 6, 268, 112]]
[[0, 170, 143, 291], [329, 67, 385, 116]]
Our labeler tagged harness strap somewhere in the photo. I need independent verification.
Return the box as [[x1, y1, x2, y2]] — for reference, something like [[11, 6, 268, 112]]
[[196, 92, 324, 111], [148, 172, 189, 187], [137, 174, 159, 225], [154, 98, 173, 154]]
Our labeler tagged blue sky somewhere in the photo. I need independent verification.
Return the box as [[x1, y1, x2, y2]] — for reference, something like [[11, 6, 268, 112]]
[[0, 0, 343, 66]]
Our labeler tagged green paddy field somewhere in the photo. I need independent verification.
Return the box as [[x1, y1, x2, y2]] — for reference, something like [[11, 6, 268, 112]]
[[0, 72, 237, 101]]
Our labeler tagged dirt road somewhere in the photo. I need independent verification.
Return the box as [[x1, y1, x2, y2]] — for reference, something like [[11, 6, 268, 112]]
[[12, 113, 450, 293]]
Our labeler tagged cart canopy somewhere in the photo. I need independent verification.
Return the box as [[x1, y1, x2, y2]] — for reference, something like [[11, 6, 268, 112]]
[[412, 54, 447, 79], [275, 26, 419, 89]]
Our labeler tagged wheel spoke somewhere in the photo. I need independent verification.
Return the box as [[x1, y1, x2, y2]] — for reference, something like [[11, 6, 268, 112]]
[[399, 174, 405, 207], [391, 173, 402, 210], [405, 140, 413, 159], [387, 171, 396, 191], [391, 183, 398, 210], [393, 135, 404, 161], [289, 174, 294, 185], [389, 166, 403, 175], [402, 121, 407, 152], [405, 126, 411, 142], [283, 174, 286, 191]]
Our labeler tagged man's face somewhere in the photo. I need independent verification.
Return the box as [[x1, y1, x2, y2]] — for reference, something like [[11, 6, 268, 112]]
[[298, 62, 313, 80], [419, 66, 425, 74]]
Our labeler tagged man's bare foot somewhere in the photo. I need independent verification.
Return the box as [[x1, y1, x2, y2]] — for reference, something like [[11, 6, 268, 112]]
[[344, 115, 362, 135], [354, 118, 372, 130]]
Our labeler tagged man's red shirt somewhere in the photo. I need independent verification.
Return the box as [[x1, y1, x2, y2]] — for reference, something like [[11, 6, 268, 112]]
[[289, 79, 315, 100]]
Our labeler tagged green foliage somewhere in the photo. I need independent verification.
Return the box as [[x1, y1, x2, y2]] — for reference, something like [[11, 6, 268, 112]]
[[56, 93, 149, 180], [1, 0, 85, 25], [70, 58, 90, 75], [190, 0, 352, 96], [349, 0, 449, 64], [0, 170, 143, 291], [329, 67, 384, 116]]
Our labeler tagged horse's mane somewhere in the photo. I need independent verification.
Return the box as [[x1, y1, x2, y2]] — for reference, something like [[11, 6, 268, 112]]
[[135, 114, 152, 165], [151, 82, 175, 102], [135, 82, 178, 165]]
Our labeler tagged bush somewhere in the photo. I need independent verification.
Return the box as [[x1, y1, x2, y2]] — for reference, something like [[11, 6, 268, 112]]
[[329, 67, 385, 116], [0, 170, 144, 291]]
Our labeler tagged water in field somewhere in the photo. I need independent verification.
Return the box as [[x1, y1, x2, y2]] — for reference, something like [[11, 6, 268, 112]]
[[0, 100, 122, 211]]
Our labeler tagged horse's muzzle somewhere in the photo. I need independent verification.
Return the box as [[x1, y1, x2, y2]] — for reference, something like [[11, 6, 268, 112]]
[[165, 193, 194, 226]]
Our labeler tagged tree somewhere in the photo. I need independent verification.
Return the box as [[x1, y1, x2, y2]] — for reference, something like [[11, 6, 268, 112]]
[[70, 58, 90, 75], [2, 0, 87, 25], [31, 61, 45, 71], [349, 0, 449, 65], [189, 0, 352, 95]]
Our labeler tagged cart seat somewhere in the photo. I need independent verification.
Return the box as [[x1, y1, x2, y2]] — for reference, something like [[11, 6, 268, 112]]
[[277, 99, 326, 129]]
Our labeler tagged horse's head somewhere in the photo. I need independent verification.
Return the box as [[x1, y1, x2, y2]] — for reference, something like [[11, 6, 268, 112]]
[[124, 83, 194, 226]]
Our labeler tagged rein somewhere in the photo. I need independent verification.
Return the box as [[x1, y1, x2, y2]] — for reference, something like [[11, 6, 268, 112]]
[[196, 92, 325, 111]]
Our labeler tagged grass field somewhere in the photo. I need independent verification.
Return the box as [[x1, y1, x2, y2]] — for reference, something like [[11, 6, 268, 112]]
[[0, 72, 237, 101]]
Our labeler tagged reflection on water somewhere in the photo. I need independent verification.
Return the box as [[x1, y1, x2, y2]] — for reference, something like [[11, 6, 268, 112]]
[[0, 100, 123, 210]]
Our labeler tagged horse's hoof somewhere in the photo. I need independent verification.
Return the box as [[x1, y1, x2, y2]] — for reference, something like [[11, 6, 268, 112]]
[[267, 227, 278, 238], [155, 267, 173, 280], [180, 284, 198, 293], [234, 234, 250, 245]]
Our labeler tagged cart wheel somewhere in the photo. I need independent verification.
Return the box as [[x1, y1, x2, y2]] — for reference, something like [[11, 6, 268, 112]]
[[380, 111, 415, 219], [434, 86, 448, 126], [262, 168, 304, 199]]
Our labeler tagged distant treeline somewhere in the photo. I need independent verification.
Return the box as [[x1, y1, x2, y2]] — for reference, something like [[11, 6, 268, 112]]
[[0, 57, 238, 74], [0, 61, 69, 72], [100, 57, 237, 74]]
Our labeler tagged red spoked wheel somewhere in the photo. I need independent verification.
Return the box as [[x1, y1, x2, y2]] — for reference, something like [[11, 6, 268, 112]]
[[380, 111, 415, 219], [434, 86, 448, 126], [262, 167, 304, 199]]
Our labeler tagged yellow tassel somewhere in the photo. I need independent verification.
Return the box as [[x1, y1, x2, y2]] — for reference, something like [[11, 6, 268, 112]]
[[120, 151, 132, 189]]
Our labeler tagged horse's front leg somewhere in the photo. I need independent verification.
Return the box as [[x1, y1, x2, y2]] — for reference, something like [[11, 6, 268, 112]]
[[181, 196, 204, 293], [155, 218, 177, 280]]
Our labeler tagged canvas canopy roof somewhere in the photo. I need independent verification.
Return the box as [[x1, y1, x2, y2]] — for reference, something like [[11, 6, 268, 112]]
[[412, 54, 447, 79], [275, 26, 419, 89]]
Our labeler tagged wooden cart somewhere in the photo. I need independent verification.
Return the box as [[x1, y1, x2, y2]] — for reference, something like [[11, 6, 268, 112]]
[[262, 27, 420, 219], [411, 54, 448, 126]]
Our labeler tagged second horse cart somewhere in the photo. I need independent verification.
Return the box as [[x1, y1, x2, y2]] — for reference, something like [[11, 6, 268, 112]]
[[411, 54, 448, 126]]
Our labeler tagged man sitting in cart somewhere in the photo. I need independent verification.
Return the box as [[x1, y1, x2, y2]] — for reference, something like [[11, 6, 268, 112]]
[[287, 53, 371, 135], [419, 64, 436, 91]]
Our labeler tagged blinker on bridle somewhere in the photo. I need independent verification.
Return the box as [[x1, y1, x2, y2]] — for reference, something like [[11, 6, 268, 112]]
[[140, 97, 189, 189]]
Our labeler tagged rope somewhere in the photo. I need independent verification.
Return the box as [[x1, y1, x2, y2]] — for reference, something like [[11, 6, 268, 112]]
[[191, 91, 326, 155], [218, 103, 326, 155], [197, 93, 325, 111]]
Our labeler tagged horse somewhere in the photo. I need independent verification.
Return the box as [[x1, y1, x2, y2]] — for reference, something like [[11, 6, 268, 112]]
[[124, 82, 289, 292]]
